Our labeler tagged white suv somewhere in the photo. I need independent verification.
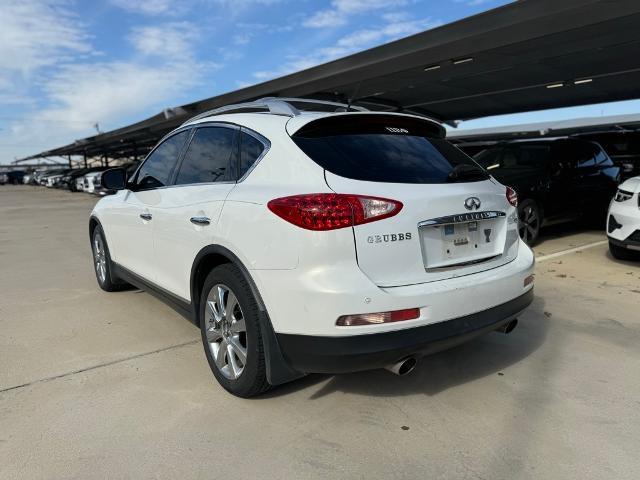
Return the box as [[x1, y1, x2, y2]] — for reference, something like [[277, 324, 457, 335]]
[[607, 176, 640, 260], [90, 98, 535, 397]]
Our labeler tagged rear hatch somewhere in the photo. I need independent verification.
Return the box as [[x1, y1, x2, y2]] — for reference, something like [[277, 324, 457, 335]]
[[290, 114, 520, 287]]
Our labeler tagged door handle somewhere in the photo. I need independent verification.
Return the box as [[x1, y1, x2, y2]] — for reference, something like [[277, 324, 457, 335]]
[[190, 216, 211, 226], [139, 213, 152, 221]]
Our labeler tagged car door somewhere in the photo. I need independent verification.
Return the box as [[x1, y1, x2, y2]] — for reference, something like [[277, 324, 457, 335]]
[[566, 140, 610, 214], [107, 129, 190, 282], [152, 124, 241, 300]]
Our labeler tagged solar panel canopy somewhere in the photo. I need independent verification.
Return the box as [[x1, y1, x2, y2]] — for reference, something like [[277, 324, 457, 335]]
[[20, 0, 640, 161]]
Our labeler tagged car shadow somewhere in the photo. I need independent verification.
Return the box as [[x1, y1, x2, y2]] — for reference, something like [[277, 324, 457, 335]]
[[262, 295, 549, 400]]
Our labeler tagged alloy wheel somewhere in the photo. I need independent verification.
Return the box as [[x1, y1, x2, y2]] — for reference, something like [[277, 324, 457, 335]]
[[518, 205, 539, 244], [205, 284, 248, 380], [93, 234, 107, 284]]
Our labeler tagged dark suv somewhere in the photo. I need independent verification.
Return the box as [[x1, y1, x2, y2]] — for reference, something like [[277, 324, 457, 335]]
[[474, 139, 620, 244]]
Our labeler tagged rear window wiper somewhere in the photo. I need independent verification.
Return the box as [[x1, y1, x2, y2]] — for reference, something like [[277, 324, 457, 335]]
[[447, 164, 489, 182]]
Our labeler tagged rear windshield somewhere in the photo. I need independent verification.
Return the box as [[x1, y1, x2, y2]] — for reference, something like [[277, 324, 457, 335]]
[[291, 115, 488, 184]]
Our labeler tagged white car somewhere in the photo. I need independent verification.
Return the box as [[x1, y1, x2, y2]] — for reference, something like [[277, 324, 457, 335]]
[[607, 176, 640, 260], [83, 171, 102, 193], [90, 98, 535, 397]]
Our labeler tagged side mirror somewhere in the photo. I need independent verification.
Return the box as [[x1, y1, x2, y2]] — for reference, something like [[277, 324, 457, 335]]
[[101, 168, 126, 191]]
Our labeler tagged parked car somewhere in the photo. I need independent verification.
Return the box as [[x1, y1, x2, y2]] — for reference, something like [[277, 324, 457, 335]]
[[45, 171, 68, 187], [90, 98, 534, 397], [7, 170, 26, 185], [37, 169, 64, 186], [607, 176, 640, 260], [83, 170, 108, 193], [61, 167, 104, 191], [75, 175, 86, 191], [579, 132, 640, 181], [22, 173, 33, 184], [474, 139, 620, 245], [0, 172, 7, 185]]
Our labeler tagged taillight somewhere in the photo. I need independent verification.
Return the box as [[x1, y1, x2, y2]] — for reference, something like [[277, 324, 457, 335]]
[[336, 307, 421, 326], [506, 186, 518, 207], [267, 193, 403, 231]]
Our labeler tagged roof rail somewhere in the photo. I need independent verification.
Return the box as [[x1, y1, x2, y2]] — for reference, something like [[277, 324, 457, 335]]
[[182, 97, 368, 125]]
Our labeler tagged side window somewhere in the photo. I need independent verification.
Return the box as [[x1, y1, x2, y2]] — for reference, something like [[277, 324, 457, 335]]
[[573, 142, 597, 168], [239, 131, 266, 179], [175, 127, 236, 185], [593, 145, 612, 166], [515, 146, 550, 167], [134, 130, 189, 190]]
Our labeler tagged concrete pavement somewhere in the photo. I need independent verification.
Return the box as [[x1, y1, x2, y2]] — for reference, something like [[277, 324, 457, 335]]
[[1, 185, 639, 479]]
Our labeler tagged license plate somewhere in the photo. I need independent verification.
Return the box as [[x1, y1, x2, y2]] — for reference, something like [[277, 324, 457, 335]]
[[442, 222, 493, 259]]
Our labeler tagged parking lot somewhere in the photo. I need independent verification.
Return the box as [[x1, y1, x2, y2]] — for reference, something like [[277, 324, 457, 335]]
[[0, 185, 638, 479]]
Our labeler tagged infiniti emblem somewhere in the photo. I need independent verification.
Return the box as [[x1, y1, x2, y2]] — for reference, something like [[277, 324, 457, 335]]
[[464, 197, 481, 211]]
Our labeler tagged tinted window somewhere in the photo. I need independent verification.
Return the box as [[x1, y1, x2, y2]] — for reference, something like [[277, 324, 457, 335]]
[[176, 127, 236, 185], [574, 142, 597, 168], [476, 145, 549, 170], [135, 131, 189, 190], [239, 132, 266, 179], [292, 116, 486, 184], [474, 148, 503, 170]]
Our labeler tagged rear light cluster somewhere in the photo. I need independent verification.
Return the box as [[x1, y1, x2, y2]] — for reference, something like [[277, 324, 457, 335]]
[[336, 307, 421, 326], [506, 186, 518, 207], [267, 193, 403, 231]]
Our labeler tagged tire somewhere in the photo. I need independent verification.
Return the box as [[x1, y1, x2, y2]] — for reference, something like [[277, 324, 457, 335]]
[[91, 225, 128, 291], [200, 264, 270, 397], [609, 241, 640, 261], [518, 199, 542, 246]]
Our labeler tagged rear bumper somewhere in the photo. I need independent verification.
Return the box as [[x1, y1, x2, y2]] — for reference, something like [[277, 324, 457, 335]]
[[276, 289, 533, 374], [608, 235, 640, 251]]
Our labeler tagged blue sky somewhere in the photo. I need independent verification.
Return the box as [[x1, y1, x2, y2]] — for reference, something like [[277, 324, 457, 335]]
[[1, 0, 639, 163]]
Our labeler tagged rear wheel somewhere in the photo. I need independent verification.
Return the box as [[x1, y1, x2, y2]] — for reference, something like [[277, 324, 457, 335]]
[[200, 264, 270, 397], [609, 241, 640, 261], [518, 199, 541, 246]]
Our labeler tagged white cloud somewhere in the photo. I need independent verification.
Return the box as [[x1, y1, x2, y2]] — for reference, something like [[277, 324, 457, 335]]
[[0, 0, 91, 74], [304, 0, 409, 28], [4, 58, 215, 160], [0, 1, 218, 161], [38, 61, 207, 127], [129, 22, 199, 58], [109, 0, 181, 16]]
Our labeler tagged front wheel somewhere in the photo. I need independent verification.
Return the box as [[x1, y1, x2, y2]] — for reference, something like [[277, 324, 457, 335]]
[[518, 199, 542, 246], [200, 264, 270, 397]]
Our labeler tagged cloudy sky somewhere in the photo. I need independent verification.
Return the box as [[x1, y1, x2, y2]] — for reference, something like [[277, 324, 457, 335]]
[[1, 0, 638, 164]]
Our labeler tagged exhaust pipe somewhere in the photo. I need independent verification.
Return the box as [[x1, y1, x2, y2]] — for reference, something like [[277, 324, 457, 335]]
[[496, 318, 518, 334], [385, 356, 418, 376]]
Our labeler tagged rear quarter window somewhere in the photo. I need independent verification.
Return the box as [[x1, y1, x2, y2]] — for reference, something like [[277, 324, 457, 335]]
[[291, 115, 487, 184]]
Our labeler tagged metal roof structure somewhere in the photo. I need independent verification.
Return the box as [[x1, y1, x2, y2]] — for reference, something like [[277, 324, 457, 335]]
[[448, 112, 640, 143], [18, 0, 640, 162]]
